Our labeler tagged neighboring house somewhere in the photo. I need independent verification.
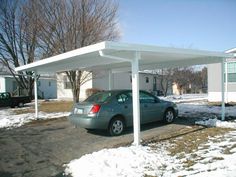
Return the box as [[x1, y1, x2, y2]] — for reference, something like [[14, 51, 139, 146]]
[[57, 71, 172, 101], [0, 72, 57, 99], [57, 72, 92, 100], [172, 82, 207, 95], [208, 48, 236, 102], [37, 77, 57, 99], [0, 72, 18, 94]]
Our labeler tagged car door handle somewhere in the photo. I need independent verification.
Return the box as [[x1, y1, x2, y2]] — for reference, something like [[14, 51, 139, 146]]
[[124, 105, 128, 109]]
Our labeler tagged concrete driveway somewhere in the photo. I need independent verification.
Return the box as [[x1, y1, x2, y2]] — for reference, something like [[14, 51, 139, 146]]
[[0, 116, 198, 177]]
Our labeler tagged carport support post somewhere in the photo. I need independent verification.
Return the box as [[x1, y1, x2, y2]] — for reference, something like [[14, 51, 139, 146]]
[[132, 52, 141, 146], [221, 59, 225, 121], [33, 72, 38, 119], [225, 60, 228, 103], [108, 70, 113, 90]]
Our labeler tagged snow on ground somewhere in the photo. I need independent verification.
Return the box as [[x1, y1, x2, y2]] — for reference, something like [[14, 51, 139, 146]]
[[64, 94, 236, 177], [0, 95, 236, 176], [173, 130, 236, 177], [0, 109, 69, 129], [64, 145, 177, 177], [178, 102, 236, 118], [196, 118, 236, 129], [160, 94, 208, 103], [65, 121, 236, 177]]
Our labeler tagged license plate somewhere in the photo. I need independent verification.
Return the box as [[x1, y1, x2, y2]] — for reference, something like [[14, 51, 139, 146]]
[[75, 108, 83, 114]]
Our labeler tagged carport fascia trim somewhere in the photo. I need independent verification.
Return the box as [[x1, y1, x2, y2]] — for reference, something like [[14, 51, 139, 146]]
[[15, 41, 232, 73], [15, 42, 107, 72]]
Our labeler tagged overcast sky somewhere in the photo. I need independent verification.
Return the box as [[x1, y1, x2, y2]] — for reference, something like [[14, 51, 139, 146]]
[[118, 0, 236, 52]]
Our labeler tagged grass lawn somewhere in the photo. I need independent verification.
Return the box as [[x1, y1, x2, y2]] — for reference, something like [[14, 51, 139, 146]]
[[13, 100, 73, 114], [148, 126, 234, 170]]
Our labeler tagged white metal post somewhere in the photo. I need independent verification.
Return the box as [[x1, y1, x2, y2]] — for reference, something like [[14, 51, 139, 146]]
[[108, 70, 113, 90], [221, 60, 225, 121], [225, 60, 228, 103], [34, 72, 39, 119], [132, 52, 141, 146]]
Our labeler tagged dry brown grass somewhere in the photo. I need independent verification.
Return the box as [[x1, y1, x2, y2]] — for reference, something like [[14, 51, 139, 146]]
[[222, 144, 236, 155], [165, 127, 233, 168], [208, 102, 236, 106], [39, 101, 73, 112], [146, 126, 234, 171], [26, 117, 67, 126], [13, 101, 73, 114], [167, 127, 232, 156]]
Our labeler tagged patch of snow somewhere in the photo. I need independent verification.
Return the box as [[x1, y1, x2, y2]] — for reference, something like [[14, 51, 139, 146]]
[[195, 118, 236, 129], [65, 129, 236, 177], [161, 94, 207, 103], [64, 145, 178, 177], [174, 130, 236, 177], [0, 109, 69, 129], [178, 103, 236, 117]]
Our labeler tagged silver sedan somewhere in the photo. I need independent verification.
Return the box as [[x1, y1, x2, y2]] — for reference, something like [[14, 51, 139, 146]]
[[69, 90, 178, 136]]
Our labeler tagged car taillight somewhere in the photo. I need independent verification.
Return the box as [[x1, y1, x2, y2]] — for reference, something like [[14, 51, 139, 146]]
[[89, 104, 101, 114]]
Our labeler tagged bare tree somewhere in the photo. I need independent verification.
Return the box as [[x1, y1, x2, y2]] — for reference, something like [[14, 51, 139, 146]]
[[173, 67, 194, 94], [155, 68, 174, 96], [201, 67, 207, 92], [0, 0, 41, 97], [32, 0, 120, 102], [190, 66, 208, 93], [173, 66, 208, 94]]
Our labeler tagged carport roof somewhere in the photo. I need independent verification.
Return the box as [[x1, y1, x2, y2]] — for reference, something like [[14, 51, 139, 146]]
[[15, 41, 231, 74]]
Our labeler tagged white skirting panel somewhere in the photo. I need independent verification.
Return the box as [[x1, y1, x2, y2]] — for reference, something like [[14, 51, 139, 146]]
[[208, 92, 236, 102]]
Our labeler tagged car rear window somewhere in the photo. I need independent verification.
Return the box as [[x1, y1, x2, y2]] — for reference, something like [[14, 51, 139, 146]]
[[84, 92, 113, 103]]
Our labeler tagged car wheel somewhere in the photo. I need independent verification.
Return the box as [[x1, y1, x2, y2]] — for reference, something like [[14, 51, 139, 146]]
[[109, 117, 125, 136], [164, 108, 175, 123], [18, 102, 24, 108]]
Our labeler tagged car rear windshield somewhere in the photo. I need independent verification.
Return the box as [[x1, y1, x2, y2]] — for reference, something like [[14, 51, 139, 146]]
[[84, 92, 113, 103]]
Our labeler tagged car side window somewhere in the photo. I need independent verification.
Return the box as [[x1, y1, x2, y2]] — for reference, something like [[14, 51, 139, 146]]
[[117, 93, 129, 104], [140, 91, 156, 103]]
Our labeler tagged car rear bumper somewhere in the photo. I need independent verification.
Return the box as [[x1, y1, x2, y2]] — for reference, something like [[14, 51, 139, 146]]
[[68, 114, 108, 129]]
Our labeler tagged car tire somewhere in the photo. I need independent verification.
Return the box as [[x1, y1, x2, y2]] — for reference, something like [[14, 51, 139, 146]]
[[108, 116, 125, 136], [163, 108, 175, 123], [18, 102, 24, 108]]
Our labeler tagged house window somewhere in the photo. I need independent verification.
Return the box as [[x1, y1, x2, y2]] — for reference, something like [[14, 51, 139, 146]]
[[225, 62, 236, 82], [63, 76, 72, 89], [228, 73, 236, 82], [145, 77, 149, 83]]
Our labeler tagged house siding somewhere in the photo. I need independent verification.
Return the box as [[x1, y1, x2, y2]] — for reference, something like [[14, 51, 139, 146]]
[[92, 71, 158, 92], [208, 63, 236, 102], [57, 73, 92, 101], [5, 77, 16, 94], [0, 75, 57, 99], [0, 77, 6, 92], [38, 78, 57, 99], [57, 71, 167, 101]]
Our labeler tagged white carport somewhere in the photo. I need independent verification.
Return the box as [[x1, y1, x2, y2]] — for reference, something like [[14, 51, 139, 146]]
[[15, 41, 232, 146]]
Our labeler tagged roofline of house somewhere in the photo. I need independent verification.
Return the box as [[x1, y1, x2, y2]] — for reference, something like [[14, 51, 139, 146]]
[[225, 48, 236, 54]]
